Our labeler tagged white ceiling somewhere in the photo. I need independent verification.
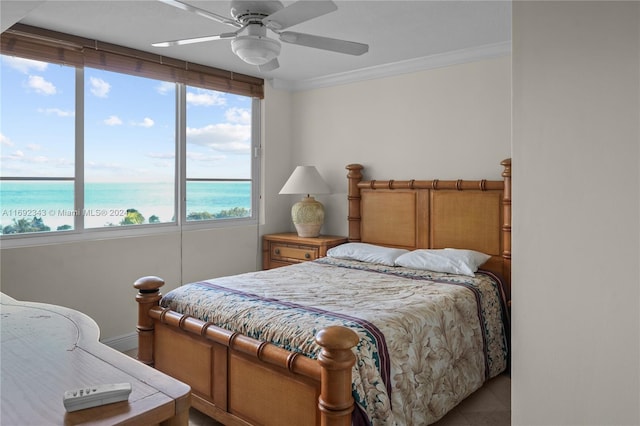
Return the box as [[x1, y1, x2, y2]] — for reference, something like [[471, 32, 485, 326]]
[[1, 0, 511, 90]]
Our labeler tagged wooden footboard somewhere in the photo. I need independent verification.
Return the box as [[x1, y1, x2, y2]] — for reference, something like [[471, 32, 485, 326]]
[[134, 276, 359, 426]]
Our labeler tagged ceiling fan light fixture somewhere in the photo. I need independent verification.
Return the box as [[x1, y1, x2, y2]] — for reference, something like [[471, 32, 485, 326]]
[[154, 0, 369, 70], [231, 35, 281, 65]]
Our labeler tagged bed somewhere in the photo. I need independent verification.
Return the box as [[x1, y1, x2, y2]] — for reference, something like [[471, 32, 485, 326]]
[[134, 158, 512, 426]]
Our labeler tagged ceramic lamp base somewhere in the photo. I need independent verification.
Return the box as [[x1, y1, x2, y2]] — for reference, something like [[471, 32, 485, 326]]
[[291, 196, 324, 238]]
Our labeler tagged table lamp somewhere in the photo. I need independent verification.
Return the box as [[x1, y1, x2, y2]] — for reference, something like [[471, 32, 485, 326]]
[[279, 166, 331, 237]]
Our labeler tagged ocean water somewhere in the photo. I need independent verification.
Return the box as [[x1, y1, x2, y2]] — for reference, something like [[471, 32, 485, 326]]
[[0, 181, 251, 231]]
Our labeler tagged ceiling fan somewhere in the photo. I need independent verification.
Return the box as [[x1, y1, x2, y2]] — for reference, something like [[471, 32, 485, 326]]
[[152, 0, 369, 72]]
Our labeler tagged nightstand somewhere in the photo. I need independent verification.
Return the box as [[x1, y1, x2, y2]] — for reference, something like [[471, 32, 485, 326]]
[[262, 233, 348, 270]]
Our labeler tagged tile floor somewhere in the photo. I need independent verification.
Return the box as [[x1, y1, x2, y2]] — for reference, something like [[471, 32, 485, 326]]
[[187, 373, 511, 426]]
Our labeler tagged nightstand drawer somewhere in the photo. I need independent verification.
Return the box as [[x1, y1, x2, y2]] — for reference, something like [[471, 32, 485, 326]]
[[271, 244, 318, 262], [262, 233, 347, 270]]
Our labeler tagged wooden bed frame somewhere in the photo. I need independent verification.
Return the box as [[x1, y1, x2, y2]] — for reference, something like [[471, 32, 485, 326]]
[[134, 158, 511, 426]]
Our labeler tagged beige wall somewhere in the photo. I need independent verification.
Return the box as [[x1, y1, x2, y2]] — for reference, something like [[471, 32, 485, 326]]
[[512, 2, 639, 425], [0, 227, 259, 341], [288, 55, 512, 237], [260, 83, 295, 235]]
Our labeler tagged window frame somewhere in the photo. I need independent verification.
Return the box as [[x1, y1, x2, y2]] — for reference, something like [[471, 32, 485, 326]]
[[179, 86, 262, 231], [0, 26, 262, 247]]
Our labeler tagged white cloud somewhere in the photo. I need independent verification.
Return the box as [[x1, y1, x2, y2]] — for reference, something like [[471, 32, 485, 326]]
[[0, 151, 74, 176], [86, 160, 127, 172], [186, 89, 226, 107], [2, 56, 48, 74], [132, 117, 154, 128], [186, 152, 226, 162], [186, 123, 250, 153], [1, 150, 72, 166], [225, 107, 251, 125], [38, 108, 75, 117], [104, 115, 123, 126], [0, 133, 14, 147], [90, 77, 111, 98], [156, 81, 175, 95], [27, 144, 42, 151], [31, 156, 49, 164], [148, 152, 175, 159], [27, 75, 56, 95]]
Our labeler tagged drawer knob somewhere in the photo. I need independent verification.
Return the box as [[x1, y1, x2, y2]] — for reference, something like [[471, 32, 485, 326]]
[[305, 253, 311, 259], [275, 248, 280, 255]]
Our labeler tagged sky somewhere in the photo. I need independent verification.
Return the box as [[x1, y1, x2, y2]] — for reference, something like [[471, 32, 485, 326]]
[[0, 54, 253, 182]]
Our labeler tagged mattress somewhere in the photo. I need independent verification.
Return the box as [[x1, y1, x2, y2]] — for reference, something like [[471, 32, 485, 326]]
[[161, 257, 509, 425]]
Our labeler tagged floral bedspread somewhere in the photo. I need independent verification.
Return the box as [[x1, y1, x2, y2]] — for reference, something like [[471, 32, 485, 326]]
[[160, 258, 509, 425]]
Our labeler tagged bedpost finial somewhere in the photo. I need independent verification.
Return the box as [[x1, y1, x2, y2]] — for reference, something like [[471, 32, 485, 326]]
[[316, 326, 358, 426], [501, 158, 511, 177], [315, 325, 359, 350], [134, 276, 164, 367], [134, 276, 165, 292], [346, 164, 364, 181]]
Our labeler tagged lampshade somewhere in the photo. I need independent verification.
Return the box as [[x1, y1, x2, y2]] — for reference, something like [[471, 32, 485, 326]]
[[280, 166, 330, 238], [231, 36, 281, 66], [279, 166, 331, 195]]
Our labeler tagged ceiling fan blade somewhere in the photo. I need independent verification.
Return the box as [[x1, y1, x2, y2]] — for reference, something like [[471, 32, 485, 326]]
[[157, 0, 242, 28], [258, 58, 280, 72], [152, 32, 237, 48], [263, 0, 337, 31], [279, 31, 369, 56]]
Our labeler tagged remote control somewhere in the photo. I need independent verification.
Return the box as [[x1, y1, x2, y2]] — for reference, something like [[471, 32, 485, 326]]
[[63, 383, 132, 412]]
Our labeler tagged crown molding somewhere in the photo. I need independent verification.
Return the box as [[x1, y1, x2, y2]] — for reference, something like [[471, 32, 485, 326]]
[[269, 41, 511, 92]]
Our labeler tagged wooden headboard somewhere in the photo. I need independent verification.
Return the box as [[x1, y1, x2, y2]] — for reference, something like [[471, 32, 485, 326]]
[[346, 159, 512, 300]]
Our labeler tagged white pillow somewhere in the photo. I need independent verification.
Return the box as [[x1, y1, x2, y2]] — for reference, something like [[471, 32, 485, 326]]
[[326, 243, 409, 266], [394, 248, 491, 276]]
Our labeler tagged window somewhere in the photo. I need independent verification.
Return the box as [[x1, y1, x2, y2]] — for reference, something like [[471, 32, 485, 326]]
[[84, 68, 176, 228], [0, 57, 76, 233], [0, 25, 263, 240], [185, 85, 253, 222]]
